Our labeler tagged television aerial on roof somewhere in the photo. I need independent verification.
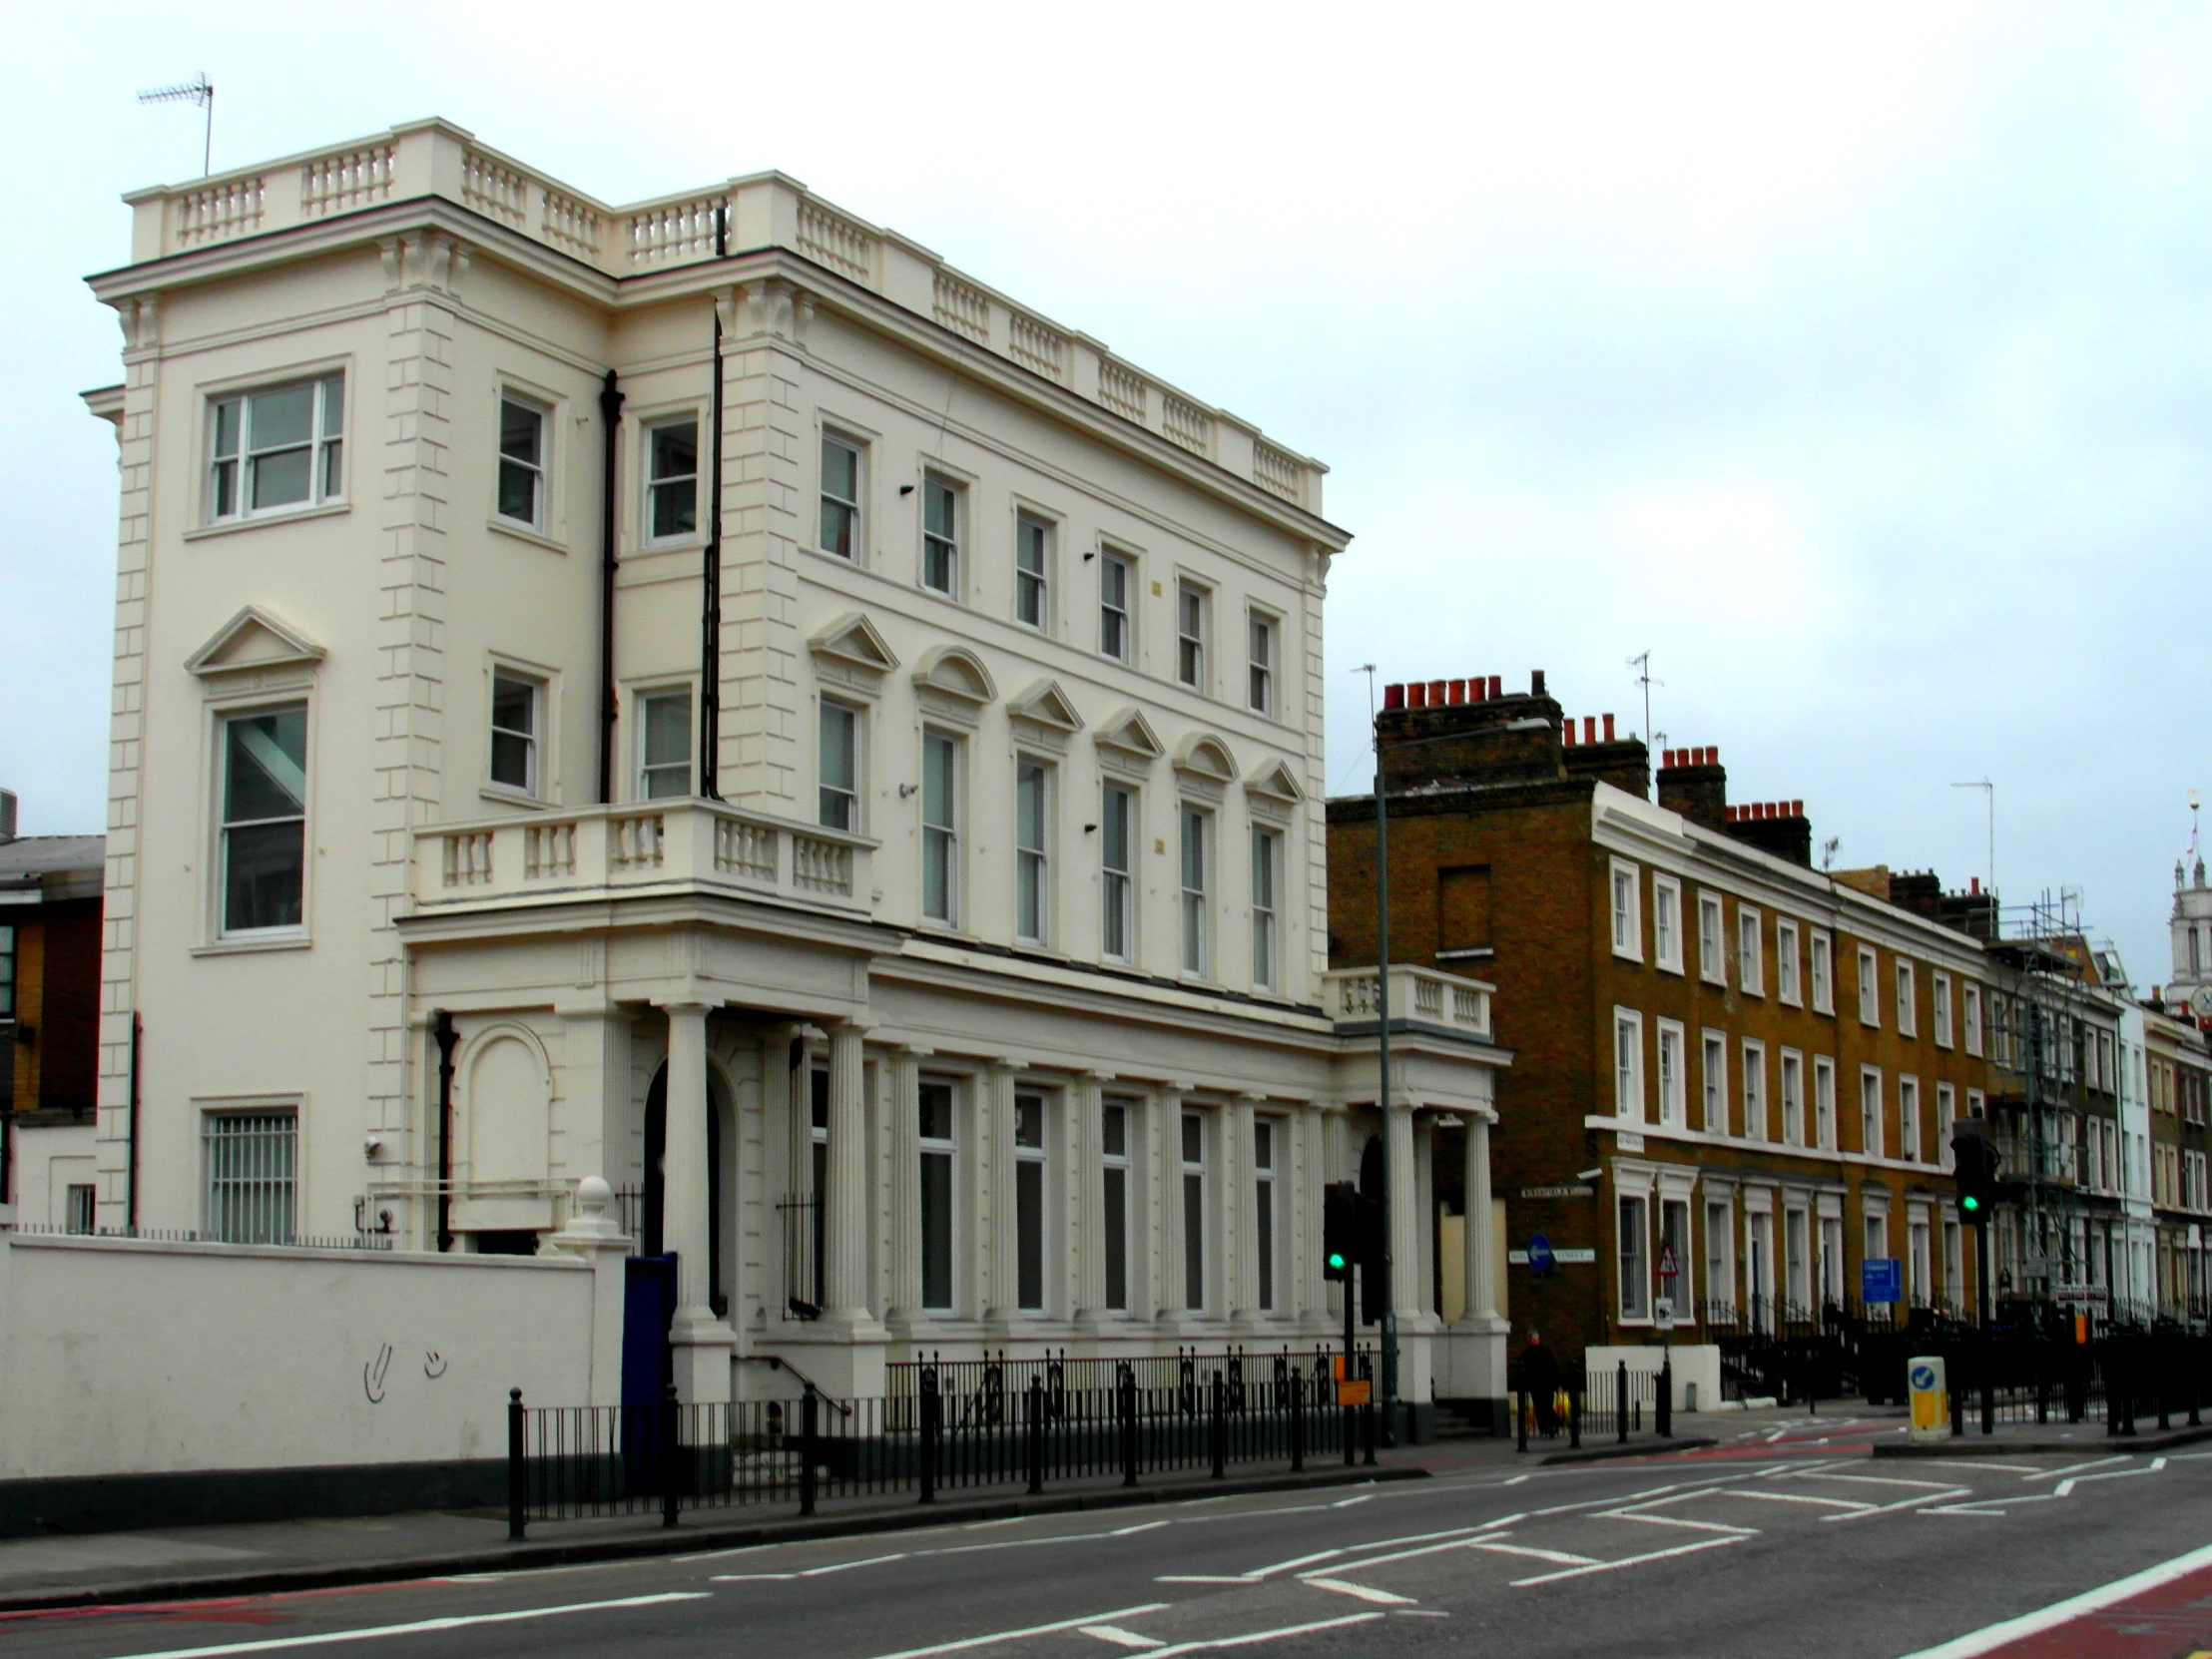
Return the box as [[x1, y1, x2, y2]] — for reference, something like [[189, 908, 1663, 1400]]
[[137, 73, 214, 178]]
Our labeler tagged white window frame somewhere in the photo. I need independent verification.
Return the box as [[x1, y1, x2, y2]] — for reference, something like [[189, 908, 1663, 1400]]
[[1014, 510, 1052, 630], [1964, 983, 1984, 1056], [636, 685, 693, 801], [1614, 1008, 1645, 1120], [1698, 891, 1726, 984], [1181, 1108, 1209, 1314], [1099, 549, 1135, 662], [1810, 930, 1834, 1014], [1652, 874, 1683, 974], [1860, 1065, 1884, 1159], [819, 697, 862, 833], [1900, 1075, 1922, 1162], [642, 413, 701, 546], [1100, 1098, 1133, 1313], [1814, 1056, 1838, 1151], [1618, 1191, 1651, 1323], [203, 1106, 300, 1245], [1896, 958, 1918, 1038], [1776, 918, 1802, 1005], [1251, 826, 1281, 992], [1247, 609, 1279, 717], [920, 729, 962, 927], [1739, 905, 1764, 996], [1610, 858, 1643, 961], [820, 430, 864, 560], [1254, 1117, 1280, 1315], [917, 1075, 960, 1315], [1706, 1196, 1737, 1312], [487, 666, 545, 800], [1015, 756, 1050, 947], [1175, 578, 1210, 692], [1702, 1029, 1728, 1135], [1101, 783, 1137, 963], [921, 473, 963, 598], [1178, 804, 1212, 978], [1936, 1082, 1957, 1170], [1013, 1087, 1050, 1314], [1656, 1019, 1686, 1127], [1742, 1038, 1768, 1141], [217, 703, 311, 940], [206, 371, 346, 526], [1780, 1049, 1805, 1145], [1934, 971, 1953, 1048], [496, 391, 550, 532], [1660, 1195, 1694, 1313], [1858, 943, 1881, 1027]]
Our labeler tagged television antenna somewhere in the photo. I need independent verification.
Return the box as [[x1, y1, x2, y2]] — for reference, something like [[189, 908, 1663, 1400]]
[[138, 74, 215, 177], [1628, 651, 1664, 749]]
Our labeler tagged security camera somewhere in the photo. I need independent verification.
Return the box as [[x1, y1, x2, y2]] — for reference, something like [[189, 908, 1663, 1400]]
[[364, 1136, 385, 1161], [1575, 1168, 1602, 1182]]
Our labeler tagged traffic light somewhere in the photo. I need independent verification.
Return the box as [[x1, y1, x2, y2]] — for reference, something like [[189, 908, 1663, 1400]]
[[1951, 1117, 2000, 1220], [1323, 1182, 1358, 1282]]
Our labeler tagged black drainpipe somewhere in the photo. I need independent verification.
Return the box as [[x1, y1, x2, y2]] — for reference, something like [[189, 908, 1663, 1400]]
[[434, 1011, 458, 1252], [126, 1012, 141, 1232], [596, 370, 625, 806], [698, 209, 728, 801]]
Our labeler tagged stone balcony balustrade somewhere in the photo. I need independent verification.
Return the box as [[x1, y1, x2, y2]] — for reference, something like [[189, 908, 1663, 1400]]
[[1323, 963, 1495, 1040]]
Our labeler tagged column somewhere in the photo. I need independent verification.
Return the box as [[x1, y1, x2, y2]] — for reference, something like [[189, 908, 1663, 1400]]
[[1073, 1072, 1111, 1326], [885, 1045, 929, 1327], [1228, 1095, 1259, 1321], [1157, 1087, 1187, 1324], [661, 1000, 733, 1403], [1388, 1104, 1421, 1323], [554, 1003, 630, 1225], [1460, 1114, 1500, 1324], [985, 1060, 1020, 1327], [1413, 1118, 1436, 1317], [1134, 1084, 1163, 1324], [823, 1021, 873, 1326]]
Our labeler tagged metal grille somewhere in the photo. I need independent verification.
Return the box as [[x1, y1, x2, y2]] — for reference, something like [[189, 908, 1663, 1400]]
[[204, 1111, 296, 1244]]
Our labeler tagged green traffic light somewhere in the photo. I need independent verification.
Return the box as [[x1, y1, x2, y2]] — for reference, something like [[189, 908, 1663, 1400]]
[[1960, 1195, 1980, 1213], [1327, 1252, 1348, 1271]]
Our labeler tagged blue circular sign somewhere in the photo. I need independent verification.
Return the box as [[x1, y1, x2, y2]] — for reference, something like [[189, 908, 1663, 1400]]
[[1910, 1364, 1937, 1392], [1526, 1234, 1554, 1273]]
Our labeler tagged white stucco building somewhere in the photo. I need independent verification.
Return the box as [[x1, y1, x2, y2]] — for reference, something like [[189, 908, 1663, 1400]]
[[80, 121, 1507, 1413]]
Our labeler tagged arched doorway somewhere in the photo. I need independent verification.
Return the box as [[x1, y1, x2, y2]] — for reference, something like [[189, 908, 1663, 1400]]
[[641, 1061, 731, 1316]]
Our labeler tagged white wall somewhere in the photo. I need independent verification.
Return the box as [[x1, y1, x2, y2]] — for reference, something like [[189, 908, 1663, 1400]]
[[1584, 1343, 1722, 1413], [0, 1234, 620, 1479]]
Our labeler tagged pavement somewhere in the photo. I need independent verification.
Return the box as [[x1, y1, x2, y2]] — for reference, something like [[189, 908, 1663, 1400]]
[[4, 1411, 2212, 1658]]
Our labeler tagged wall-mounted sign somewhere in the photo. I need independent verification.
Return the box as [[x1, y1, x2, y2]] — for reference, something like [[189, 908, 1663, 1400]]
[[1518, 1185, 1596, 1200], [1617, 1132, 1646, 1153]]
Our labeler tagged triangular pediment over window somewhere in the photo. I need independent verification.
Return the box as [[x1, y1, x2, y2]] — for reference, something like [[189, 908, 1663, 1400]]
[[1093, 707, 1165, 763], [911, 646, 998, 707], [185, 606, 325, 679], [1245, 760, 1306, 806], [1007, 679, 1084, 735], [810, 612, 899, 675]]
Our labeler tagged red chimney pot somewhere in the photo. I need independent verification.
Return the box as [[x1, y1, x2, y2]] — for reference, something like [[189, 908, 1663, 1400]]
[[1602, 714, 1616, 742], [1789, 800, 1803, 817], [1488, 675, 1502, 700], [1383, 684, 1404, 710], [1562, 718, 1577, 747], [1583, 717, 1597, 745], [1428, 680, 1446, 706], [1448, 679, 1466, 705]]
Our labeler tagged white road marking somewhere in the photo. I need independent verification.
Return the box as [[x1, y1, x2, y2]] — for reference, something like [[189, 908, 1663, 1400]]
[[2055, 1466, 2157, 1498], [864, 1604, 1173, 1659], [2023, 1455, 2130, 1481], [1331, 1493, 1373, 1508], [1824, 1490, 1972, 1522], [1297, 1531, 1512, 1577], [1604, 1510, 1759, 1535], [1718, 1488, 1870, 1510], [1305, 1577, 1420, 1605], [1510, 1534, 1746, 1586], [99, 1593, 714, 1659], [1113, 1520, 1171, 1536], [1081, 1626, 1167, 1650], [1790, 1472, 1959, 1489], [1138, 1612, 1385, 1656], [1919, 1506, 2007, 1517], [1898, 1537, 2212, 1657], [1501, 1474, 1529, 1485], [1914, 1458, 2042, 1472], [715, 1550, 909, 1581], [1474, 1542, 1600, 1566], [1158, 1548, 1344, 1585]]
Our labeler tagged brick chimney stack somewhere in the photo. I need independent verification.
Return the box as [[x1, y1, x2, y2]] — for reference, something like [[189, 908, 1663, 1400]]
[[1721, 799, 1814, 867], [1656, 746, 1727, 832]]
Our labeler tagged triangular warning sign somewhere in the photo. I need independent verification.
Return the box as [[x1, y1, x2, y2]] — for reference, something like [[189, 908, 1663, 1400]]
[[1658, 1243, 1680, 1279]]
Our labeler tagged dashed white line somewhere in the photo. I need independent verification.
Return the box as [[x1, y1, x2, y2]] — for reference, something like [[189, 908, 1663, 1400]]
[[1137, 1612, 1386, 1656], [1305, 1578, 1420, 1605], [1510, 1534, 1747, 1587], [864, 1604, 1174, 1659], [1081, 1626, 1168, 1650], [1474, 1542, 1600, 1566]]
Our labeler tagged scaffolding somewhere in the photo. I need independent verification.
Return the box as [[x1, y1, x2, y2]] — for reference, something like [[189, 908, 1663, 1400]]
[[1982, 888, 2148, 1327]]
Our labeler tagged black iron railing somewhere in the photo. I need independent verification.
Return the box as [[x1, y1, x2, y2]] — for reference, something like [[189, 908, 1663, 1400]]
[[508, 1354, 1379, 1537]]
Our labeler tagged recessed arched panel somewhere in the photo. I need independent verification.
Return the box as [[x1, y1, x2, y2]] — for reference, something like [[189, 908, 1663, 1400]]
[[465, 1034, 550, 1186]]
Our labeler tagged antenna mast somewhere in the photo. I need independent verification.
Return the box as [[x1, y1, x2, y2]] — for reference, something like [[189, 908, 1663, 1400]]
[[137, 73, 215, 177]]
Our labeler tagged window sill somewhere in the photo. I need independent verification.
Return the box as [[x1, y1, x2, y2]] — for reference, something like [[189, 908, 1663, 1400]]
[[642, 535, 705, 557], [1436, 946, 1493, 963], [479, 786, 551, 812], [184, 501, 350, 543], [487, 517, 568, 554], [193, 934, 312, 958]]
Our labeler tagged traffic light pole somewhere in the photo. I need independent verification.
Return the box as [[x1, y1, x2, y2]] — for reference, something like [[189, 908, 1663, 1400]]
[[1373, 757, 1399, 1445]]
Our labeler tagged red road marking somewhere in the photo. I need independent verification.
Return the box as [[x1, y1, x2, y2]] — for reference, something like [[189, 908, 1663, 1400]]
[[1956, 1560, 2212, 1657]]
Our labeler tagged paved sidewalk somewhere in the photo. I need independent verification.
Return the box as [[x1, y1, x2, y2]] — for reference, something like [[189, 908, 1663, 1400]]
[[0, 1418, 1728, 1613]]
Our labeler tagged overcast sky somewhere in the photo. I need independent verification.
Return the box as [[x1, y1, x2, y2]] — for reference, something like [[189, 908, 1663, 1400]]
[[6, 3, 2206, 984]]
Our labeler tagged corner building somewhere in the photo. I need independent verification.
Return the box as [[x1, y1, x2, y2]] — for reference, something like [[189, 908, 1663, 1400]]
[[1328, 674, 1993, 1387], [79, 122, 1506, 1407]]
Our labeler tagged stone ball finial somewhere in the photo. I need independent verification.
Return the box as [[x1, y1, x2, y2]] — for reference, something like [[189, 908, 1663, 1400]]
[[576, 1175, 613, 1216]]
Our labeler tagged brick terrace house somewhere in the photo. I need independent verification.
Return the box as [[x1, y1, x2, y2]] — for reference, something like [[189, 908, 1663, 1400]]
[[0, 792, 105, 1229], [1327, 673, 1994, 1387]]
